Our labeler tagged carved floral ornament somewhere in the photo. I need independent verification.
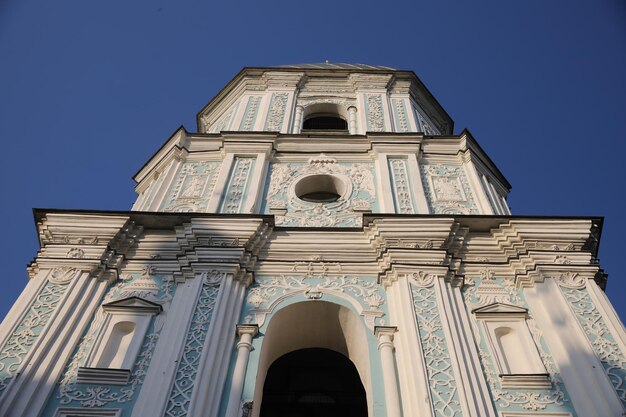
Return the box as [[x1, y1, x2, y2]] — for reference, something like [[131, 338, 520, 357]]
[[407, 271, 438, 287], [49, 266, 80, 285], [555, 271, 586, 289]]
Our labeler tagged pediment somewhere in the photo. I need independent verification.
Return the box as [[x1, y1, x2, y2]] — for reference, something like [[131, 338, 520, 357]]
[[472, 302, 528, 317], [102, 297, 162, 314]]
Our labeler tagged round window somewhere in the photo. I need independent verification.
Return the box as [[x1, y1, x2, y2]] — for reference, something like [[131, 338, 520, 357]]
[[294, 174, 347, 203]]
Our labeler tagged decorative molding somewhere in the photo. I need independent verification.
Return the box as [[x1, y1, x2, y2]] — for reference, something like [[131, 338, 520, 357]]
[[54, 408, 122, 417], [408, 271, 437, 288]]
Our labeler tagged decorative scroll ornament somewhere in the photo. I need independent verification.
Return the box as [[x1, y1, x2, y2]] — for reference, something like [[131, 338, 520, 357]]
[[49, 266, 79, 285], [408, 271, 437, 288], [556, 272, 586, 289], [200, 270, 226, 286]]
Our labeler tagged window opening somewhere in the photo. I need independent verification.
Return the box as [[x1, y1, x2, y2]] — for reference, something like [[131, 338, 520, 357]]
[[303, 115, 347, 131]]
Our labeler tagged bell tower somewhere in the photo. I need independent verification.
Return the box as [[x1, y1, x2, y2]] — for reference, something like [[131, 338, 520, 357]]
[[0, 64, 624, 417]]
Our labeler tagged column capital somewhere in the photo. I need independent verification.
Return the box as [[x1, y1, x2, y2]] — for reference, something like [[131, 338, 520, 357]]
[[236, 324, 259, 338], [374, 325, 398, 339]]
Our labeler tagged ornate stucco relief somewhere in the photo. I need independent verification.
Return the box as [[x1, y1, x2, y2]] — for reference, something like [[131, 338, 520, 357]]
[[239, 96, 262, 131], [409, 273, 464, 417], [162, 161, 221, 213], [45, 271, 176, 413], [557, 275, 626, 406], [0, 279, 69, 396], [462, 274, 576, 414], [244, 274, 386, 330], [420, 164, 478, 214], [365, 94, 385, 132], [391, 99, 409, 132], [263, 92, 289, 132], [415, 108, 440, 135], [265, 158, 376, 227], [388, 158, 415, 214], [220, 157, 255, 214], [164, 271, 224, 417]]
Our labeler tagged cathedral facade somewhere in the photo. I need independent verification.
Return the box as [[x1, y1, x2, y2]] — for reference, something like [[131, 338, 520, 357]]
[[0, 63, 625, 417]]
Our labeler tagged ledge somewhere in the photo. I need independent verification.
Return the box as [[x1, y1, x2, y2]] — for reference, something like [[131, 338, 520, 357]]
[[500, 373, 551, 390], [77, 367, 131, 386]]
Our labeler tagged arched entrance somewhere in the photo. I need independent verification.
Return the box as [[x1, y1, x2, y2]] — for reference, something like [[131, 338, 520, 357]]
[[250, 300, 373, 417], [260, 348, 367, 417]]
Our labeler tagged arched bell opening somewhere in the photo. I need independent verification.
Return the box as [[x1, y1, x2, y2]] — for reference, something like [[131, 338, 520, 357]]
[[260, 348, 367, 417], [251, 300, 372, 417]]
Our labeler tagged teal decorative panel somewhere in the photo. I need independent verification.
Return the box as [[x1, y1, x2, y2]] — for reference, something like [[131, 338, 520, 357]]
[[264, 92, 289, 131], [410, 273, 463, 417], [220, 157, 256, 214], [388, 158, 415, 214], [391, 99, 409, 132], [365, 94, 385, 132], [462, 272, 577, 414], [0, 279, 68, 396], [420, 164, 478, 214], [239, 96, 262, 131], [557, 274, 626, 406], [163, 161, 222, 212], [42, 269, 176, 416], [164, 271, 222, 417]]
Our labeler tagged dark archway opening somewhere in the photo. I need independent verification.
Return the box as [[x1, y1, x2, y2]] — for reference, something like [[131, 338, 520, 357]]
[[259, 348, 368, 417], [302, 116, 347, 131]]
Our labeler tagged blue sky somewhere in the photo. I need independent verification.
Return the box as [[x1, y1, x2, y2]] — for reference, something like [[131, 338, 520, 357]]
[[0, 0, 625, 321]]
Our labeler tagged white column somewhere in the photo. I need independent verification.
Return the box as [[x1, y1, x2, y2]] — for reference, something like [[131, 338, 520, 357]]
[[348, 106, 358, 135], [293, 105, 304, 134], [207, 154, 235, 212], [375, 326, 402, 417], [131, 275, 204, 417], [225, 324, 259, 417], [374, 153, 395, 213]]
